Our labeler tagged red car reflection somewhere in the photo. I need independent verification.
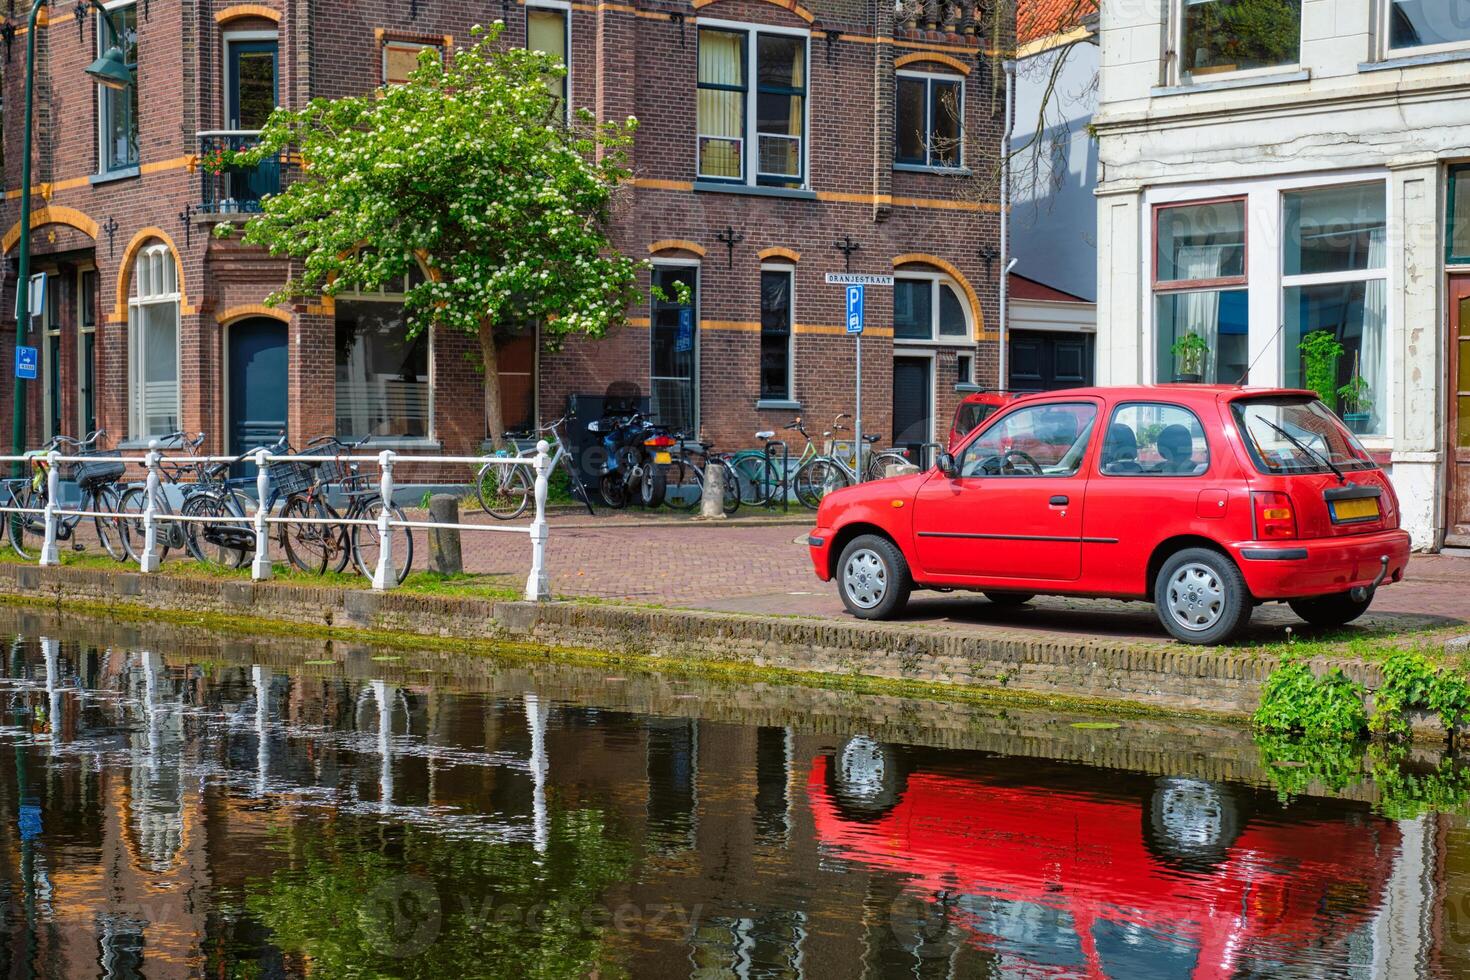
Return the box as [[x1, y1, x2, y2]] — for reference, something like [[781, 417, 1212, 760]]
[[808, 741, 1400, 979]]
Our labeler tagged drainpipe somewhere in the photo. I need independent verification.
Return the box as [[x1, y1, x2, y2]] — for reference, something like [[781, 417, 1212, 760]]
[[998, 59, 1016, 393]]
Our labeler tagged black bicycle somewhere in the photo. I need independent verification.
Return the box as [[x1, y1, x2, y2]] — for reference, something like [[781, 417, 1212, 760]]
[[4, 431, 127, 561]]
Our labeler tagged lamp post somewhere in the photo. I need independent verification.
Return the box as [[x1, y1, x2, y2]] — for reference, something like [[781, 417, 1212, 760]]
[[10, 0, 132, 471]]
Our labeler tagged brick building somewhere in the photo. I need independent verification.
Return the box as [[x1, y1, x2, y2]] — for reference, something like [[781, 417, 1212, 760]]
[[1, 0, 1007, 478]]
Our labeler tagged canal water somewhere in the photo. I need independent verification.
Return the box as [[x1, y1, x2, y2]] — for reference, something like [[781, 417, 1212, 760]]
[[1, 609, 1468, 978]]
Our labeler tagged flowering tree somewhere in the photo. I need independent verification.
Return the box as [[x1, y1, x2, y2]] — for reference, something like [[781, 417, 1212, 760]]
[[221, 23, 650, 448]]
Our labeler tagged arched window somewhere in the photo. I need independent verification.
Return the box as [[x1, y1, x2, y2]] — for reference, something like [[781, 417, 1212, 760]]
[[893, 273, 971, 342], [128, 243, 181, 439], [334, 265, 432, 440]]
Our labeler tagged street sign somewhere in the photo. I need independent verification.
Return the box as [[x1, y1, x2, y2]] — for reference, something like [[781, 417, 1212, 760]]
[[14, 273, 44, 323], [825, 273, 894, 287], [846, 285, 864, 335], [15, 345, 38, 380], [674, 307, 694, 353]]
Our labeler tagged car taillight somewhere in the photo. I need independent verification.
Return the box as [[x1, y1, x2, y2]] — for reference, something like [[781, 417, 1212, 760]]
[[644, 435, 676, 448], [1252, 491, 1297, 539]]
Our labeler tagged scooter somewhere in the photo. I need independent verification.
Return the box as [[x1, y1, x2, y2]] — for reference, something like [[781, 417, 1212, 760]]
[[587, 412, 674, 508]]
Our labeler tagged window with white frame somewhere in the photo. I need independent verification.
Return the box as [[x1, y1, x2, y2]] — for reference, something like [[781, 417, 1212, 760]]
[[1281, 183, 1388, 436], [1174, 0, 1301, 79], [128, 244, 181, 440], [382, 39, 441, 86], [1152, 199, 1249, 384], [895, 72, 962, 169], [893, 274, 971, 343], [697, 25, 807, 188], [335, 267, 431, 439], [527, 4, 570, 119], [97, 1, 139, 172], [1386, 1, 1470, 55], [760, 267, 794, 400]]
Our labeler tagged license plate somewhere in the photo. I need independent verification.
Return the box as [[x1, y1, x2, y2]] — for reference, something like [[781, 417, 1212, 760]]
[[1331, 497, 1379, 522], [654, 451, 672, 464]]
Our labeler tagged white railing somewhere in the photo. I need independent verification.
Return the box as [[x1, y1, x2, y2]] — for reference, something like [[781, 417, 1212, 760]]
[[0, 440, 553, 600]]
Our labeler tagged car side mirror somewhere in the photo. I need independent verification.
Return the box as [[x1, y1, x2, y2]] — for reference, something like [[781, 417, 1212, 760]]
[[937, 453, 958, 478]]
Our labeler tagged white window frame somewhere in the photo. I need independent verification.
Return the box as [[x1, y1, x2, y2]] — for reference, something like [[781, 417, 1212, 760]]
[[127, 244, 182, 441], [96, 0, 140, 174], [1380, 0, 1470, 59], [1141, 169, 1396, 447], [40, 272, 60, 442], [78, 266, 99, 437], [894, 69, 965, 171], [759, 262, 796, 402], [696, 19, 810, 189], [1168, 0, 1303, 86], [649, 258, 702, 435], [334, 268, 437, 443], [381, 39, 439, 86], [221, 30, 279, 132], [892, 271, 976, 348], [526, 0, 572, 123]]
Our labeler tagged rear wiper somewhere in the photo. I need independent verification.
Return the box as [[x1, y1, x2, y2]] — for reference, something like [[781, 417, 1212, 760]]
[[1255, 417, 1345, 484]]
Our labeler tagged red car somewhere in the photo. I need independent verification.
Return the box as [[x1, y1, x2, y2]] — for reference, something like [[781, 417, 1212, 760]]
[[808, 385, 1411, 644], [947, 390, 1019, 451]]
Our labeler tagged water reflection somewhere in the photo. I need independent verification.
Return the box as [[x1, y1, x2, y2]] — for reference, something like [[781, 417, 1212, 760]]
[[0, 616, 1465, 977]]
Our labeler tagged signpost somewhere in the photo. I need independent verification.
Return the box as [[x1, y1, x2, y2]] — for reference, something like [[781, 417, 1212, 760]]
[[825, 272, 893, 469]]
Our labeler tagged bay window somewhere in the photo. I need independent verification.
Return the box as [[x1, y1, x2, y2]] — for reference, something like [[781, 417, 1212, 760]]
[[1176, 0, 1301, 78], [335, 270, 431, 440], [128, 245, 180, 440], [895, 73, 963, 169], [1152, 199, 1249, 384], [1387, 1, 1470, 55], [697, 25, 807, 188], [98, 1, 139, 173]]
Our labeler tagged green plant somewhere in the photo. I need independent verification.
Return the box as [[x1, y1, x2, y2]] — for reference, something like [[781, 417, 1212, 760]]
[[1337, 374, 1372, 414], [1169, 331, 1210, 378], [1252, 656, 1367, 740], [1368, 650, 1470, 740], [1298, 330, 1345, 411]]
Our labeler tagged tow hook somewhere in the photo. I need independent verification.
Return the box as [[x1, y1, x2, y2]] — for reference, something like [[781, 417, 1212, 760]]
[[1350, 555, 1389, 603]]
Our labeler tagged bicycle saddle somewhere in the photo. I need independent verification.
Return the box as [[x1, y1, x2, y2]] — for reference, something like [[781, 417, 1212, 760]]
[[863, 433, 882, 443], [755, 430, 775, 440]]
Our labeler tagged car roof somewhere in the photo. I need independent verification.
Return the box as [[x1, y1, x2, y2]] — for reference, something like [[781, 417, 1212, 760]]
[[1003, 384, 1318, 406]]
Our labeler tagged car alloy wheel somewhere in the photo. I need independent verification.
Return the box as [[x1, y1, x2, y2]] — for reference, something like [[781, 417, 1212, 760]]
[[1165, 561, 1225, 632], [842, 548, 888, 609]]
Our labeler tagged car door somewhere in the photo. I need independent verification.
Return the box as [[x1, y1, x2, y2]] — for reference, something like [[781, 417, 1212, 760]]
[[912, 399, 1100, 582]]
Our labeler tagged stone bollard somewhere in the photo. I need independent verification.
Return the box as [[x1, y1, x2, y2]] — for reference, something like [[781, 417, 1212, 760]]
[[698, 461, 727, 520], [428, 494, 463, 575], [884, 463, 921, 479]]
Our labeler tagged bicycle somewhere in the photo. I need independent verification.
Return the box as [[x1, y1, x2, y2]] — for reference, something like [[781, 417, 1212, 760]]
[[176, 442, 277, 570], [3, 430, 127, 561], [117, 432, 248, 566], [729, 422, 805, 509], [664, 436, 740, 515], [476, 414, 596, 520], [791, 415, 911, 510]]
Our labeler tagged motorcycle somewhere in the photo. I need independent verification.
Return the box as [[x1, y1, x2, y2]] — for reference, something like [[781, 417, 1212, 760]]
[[587, 411, 675, 508]]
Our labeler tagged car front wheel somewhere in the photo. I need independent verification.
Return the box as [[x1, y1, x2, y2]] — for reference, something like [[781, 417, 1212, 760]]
[[1288, 590, 1374, 628], [1154, 547, 1251, 645], [837, 534, 912, 620]]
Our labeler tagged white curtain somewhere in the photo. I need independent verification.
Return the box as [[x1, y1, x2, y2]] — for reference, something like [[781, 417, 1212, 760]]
[[1175, 243, 1228, 382], [698, 32, 744, 178], [1361, 226, 1387, 432]]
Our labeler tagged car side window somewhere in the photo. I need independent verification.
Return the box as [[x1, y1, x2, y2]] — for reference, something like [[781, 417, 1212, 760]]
[[1100, 403, 1210, 477], [958, 403, 1097, 478]]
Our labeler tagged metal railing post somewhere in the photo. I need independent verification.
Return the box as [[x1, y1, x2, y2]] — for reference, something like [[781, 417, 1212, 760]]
[[139, 441, 162, 573], [525, 440, 551, 601], [252, 448, 272, 581], [38, 450, 60, 566], [371, 450, 397, 591]]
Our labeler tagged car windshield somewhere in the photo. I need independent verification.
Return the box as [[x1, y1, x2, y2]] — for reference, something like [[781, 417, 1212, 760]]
[[1232, 397, 1376, 475], [955, 402, 1000, 438]]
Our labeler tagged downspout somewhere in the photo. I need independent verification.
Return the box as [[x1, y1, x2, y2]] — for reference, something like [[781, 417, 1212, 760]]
[[998, 59, 1016, 392]]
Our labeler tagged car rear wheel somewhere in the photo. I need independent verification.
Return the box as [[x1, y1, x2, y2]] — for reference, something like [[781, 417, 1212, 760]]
[[1288, 590, 1374, 628], [1154, 547, 1251, 645], [983, 591, 1035, 607], [837, 534, 912, 620]]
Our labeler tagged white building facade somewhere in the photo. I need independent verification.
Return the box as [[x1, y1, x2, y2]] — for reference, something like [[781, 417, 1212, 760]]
[[1092, 0, 1470, 550]]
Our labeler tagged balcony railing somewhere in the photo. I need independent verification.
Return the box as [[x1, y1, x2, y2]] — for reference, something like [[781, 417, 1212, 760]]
[[198, 131, 283, 214]]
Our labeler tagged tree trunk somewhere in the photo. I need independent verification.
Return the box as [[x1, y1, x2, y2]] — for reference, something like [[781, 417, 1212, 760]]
[[480, 319, 508, 452]]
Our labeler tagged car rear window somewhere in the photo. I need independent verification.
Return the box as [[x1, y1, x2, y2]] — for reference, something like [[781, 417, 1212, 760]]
[[1232, 397, 1376, 475], [954, 402, 1000, 438]]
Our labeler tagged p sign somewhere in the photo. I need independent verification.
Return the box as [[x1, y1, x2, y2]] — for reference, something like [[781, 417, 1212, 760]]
[[846, 284, 864, 335], [15, 345, 38, 380]]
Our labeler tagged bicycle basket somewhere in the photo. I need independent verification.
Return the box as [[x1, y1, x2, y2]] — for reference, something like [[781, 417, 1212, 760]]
[[296, 445, 347, 485], [71, 450, 126, 490], [267, 459, 314, 497]]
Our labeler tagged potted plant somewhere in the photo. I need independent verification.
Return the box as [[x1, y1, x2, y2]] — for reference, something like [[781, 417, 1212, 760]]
[[1298, 330, 1345, 412], [1170, 331, 1210, 383], [1337, 354, 1373, 434]]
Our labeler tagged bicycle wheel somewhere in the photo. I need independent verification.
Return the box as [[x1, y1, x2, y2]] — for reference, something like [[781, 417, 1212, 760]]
[[794, 458, 851, 510], [351, 500, 414, 584], [715, 459, 741, 515], [866, 451, 913, 481], [732, 452, 779, 507], [477, 463, 531, 520], [279, 496, 335, 574], [181, 492, 249, 569], [6, 485, 44, 560], [119, 485, 171, 562], [664, 458, 704, 512], [89, 485, 129, 562]]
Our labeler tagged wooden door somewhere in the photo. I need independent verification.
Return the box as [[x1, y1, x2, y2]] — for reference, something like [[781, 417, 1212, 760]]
[[1450, 276, 1470, 545]]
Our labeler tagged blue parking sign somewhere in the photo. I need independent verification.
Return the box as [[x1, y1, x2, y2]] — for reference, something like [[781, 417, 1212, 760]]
[[15, 345, 37, 380], [846, 284, 864, 334], [674, 307, 694, 353]]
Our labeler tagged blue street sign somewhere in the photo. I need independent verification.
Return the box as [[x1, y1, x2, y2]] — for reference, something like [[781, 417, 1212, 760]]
[[674, 307, 694, 353], [15, 345, 37, 380], [846, 284, 864, 335]]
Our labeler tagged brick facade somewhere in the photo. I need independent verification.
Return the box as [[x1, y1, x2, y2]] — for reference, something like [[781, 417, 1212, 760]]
[[1, 0, 1008, 476]]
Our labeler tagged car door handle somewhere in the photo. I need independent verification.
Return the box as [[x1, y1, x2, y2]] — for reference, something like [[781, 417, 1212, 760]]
[[1049, 495, 1069, 506]]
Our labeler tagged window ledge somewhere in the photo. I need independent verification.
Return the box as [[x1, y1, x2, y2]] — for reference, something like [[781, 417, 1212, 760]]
[[349, 437, 443, 452], [893, 163, 971, 176], [954, 382, 983, 394], [90, 167, 142, 186], [1151, 68, 1310, 98], [1360, 49, 1470, 73], [755, 399, 801, 411], [693, 181, 817, 201], [895, 337, 976, 347]]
